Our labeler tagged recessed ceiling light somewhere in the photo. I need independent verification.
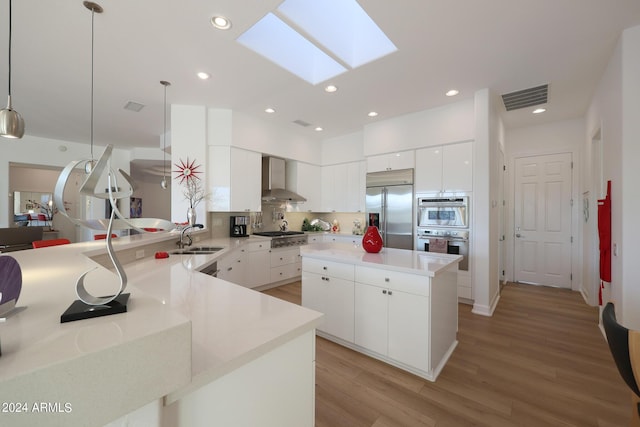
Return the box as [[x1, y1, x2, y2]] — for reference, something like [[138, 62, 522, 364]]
[[211, 16, 232, 30], [315, 127, 323, 131], [265, 107, 276, 113], [367, 111, 378, 117], [533, 108, 546, 114], [446, 89, 459, 97], [324, 85, 338, 93], [197, 72, 210, 80]]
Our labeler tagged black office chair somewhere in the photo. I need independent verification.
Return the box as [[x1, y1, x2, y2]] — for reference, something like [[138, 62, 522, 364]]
[[602, 302, 640, 422]]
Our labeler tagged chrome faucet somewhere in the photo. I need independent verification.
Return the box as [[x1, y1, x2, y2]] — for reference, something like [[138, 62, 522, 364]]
[[178, 224, 204, 248]]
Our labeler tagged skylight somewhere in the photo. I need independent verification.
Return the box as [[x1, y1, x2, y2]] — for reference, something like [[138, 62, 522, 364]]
[[236, 0, 396, 85], [236, 13, 347, 85], [277, 0, 397, 69]]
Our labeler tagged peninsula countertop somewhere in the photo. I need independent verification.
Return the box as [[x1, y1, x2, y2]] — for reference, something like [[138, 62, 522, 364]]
[[300, 242, 462, 277], [0, 231, 323, 426]]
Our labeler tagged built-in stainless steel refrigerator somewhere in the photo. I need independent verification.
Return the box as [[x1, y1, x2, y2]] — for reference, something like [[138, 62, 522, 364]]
[[365, 168, 414, 250]]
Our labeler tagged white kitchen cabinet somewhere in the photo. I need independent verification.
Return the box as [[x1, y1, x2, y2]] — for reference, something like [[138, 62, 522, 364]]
[[245, 240, 271, 288], [321, 161, 366, 212], [346, 161, 366, 212], [301, 258, 355, 343], [300, 247, 459, 381], [217, 247, 245, 284], [286, 161, 321, 212], [366, 151, 415, 173], [208, 146, 262, 212], [354, 282, 388, 355], [354, 270, 430, 372], [307, 234, 324, 244], [321, 164, 347, 212], [270, 247, 302, 283], [323, 234, 361, 246], [415, 142, 472, 193], [442, 142, 473, 193]]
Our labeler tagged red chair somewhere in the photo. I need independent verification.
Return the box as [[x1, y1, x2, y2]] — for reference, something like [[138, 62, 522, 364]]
[[32, 238, 71, 249], [94, 234, 117, 240], [37, 213, 51, 227]]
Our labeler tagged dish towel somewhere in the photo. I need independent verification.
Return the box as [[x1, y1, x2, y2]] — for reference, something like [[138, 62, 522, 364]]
[[428, 238, 448, 254]]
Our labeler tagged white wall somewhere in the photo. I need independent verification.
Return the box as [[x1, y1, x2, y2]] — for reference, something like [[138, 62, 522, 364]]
[[504, 118, 584, 293], [130, 175, 172, 221], [0, 135, 131, 231], [322, 131, 364, 165], [471, 89, 500, 316], [583, 24, 640, 329], [170, 105, 208, 226], [619, 25, 640, 329], [362, 99, 475, 155], [231, 111, 319, 165]]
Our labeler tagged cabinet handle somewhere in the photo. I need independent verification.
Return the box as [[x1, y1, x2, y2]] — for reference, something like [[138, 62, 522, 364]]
[[280, 257, 284, 261], [382, 289, 387, 294], [388, 290, 393, 296], [384, 277, 390, 282], [323, 266, 327, 270], [227, 267, 233, 272]]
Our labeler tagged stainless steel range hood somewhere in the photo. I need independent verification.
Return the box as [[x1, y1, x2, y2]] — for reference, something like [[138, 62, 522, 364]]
[[261, 157, 306, 203]]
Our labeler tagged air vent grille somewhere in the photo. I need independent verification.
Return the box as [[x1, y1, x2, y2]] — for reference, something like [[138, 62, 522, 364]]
[[501, 84, 548, 111], [124, 101, 145, 112], [292, 119, 311, 127]]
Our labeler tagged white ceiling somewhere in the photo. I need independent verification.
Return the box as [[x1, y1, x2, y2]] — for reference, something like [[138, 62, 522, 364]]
[[2, 0, 640, 151]]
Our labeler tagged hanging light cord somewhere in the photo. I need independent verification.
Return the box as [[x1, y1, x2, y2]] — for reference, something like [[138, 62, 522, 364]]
[[163, 83, 167, 179], [7, 0, 13, 98], [90, 6, 95, 162]]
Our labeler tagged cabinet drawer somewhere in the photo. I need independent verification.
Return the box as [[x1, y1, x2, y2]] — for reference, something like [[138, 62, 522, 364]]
[[271, 262, 301, 282], [271, 249, 300, 267], [355, 266, 429, 297], [248, 240, 270, 252], [302, 258, 354, 281]]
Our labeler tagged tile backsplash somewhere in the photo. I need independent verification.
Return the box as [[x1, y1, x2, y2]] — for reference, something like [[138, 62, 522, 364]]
[[209, 211, 367, 237]]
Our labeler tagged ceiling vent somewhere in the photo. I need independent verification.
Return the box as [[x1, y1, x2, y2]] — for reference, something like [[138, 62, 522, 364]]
[[292, 119, 311, 127], [501, 84, 548, 111], [124, 101, 145, 112]]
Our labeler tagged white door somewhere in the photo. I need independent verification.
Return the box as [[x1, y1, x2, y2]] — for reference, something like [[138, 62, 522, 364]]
[[325, 278, 355, 342], [354, 283, 388, 356], [514, 153, 572, 288], [387, 290, 429, 372]]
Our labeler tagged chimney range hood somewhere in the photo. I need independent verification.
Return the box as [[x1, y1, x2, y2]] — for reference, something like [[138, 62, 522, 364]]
[[261, 157, 306, 203]]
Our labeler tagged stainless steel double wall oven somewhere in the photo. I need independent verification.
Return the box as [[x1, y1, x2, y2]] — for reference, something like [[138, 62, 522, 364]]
[[415, 196, 470, 271]]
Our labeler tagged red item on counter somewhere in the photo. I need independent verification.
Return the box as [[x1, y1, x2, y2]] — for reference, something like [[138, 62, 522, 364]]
[[155, 251, 169, 259], [362, 226, 383, 253]]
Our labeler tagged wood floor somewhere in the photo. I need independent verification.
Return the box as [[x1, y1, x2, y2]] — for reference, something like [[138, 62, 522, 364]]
[[263, 282, 631, 427]]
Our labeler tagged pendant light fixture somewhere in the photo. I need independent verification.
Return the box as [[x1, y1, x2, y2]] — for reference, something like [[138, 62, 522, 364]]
[[0, 0, 25, 139], [160, 80, 171, 189], [83, 1, 103, 174]]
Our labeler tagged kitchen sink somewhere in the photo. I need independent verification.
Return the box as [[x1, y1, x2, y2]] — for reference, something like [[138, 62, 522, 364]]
[[171, 246, 224, 255]]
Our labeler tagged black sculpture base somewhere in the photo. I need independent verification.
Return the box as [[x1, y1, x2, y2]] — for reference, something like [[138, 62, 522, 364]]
[[60, 293, 130, 323]]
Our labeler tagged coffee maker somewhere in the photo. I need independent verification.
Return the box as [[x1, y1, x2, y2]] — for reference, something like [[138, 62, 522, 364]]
[[230, 216, 249, 237]]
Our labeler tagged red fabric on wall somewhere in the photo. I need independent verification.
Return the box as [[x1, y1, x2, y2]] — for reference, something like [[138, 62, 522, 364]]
[[597, 181, 612, 284]]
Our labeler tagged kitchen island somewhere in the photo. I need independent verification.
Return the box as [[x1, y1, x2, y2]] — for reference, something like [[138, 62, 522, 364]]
[[300, 242, 461, 381], [0, 232, 322, 427]]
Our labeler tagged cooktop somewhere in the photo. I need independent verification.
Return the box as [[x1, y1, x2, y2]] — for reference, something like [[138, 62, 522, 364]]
[[253, 231, 305, 237]]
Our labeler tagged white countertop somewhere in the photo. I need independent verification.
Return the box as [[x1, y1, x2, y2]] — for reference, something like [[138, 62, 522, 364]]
[[301, 242, 462, 277], [0, 230, 323, 422]]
